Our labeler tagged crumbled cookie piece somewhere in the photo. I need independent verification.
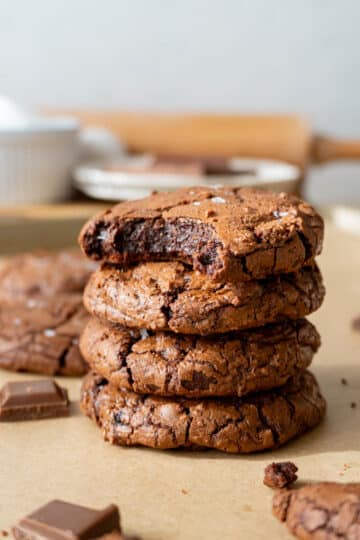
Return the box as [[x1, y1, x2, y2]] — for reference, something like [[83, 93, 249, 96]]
[[263, 461, 298, 488]]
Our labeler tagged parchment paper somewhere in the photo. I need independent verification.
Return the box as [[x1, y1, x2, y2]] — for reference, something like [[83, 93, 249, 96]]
[[0, 220, 359, 539]]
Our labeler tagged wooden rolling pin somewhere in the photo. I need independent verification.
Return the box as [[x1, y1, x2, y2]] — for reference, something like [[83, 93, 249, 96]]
[[46, 110, 360, 170]]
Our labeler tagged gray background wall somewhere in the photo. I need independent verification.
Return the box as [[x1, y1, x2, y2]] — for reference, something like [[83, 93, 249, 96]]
[[1, 0, 360, 203]]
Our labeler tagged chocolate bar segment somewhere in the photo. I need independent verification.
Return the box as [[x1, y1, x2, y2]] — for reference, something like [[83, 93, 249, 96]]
[[12, 500, 121, 540], [0, 379, 69, 421]]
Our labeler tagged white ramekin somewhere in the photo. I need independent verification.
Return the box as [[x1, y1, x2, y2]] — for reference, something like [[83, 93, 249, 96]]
[[0, 118, 80, 206]]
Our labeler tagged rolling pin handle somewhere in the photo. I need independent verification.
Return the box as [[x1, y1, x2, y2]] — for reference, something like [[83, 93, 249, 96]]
[[312, 135, 360, 164]]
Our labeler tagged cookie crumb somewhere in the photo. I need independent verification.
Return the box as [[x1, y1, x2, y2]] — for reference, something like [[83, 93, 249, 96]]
[[264, 461, 298, 489], [352, 315, 360, 331], [341, 378, 348, 385], [181, 489, 188, 495], [1, 531, 8, 537], [351, 402, 357, 409]]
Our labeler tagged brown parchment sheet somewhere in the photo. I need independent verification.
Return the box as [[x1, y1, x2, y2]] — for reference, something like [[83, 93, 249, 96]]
[[0, 220, 359, 539]]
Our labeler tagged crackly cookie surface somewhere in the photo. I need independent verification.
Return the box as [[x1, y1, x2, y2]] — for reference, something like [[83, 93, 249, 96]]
[[0, 294, 88, 376], [79, 186, 324, 281], [80, 317, 320, 398], [273, 482, 360, 539], [0, 249, 97, 302], [81, 370, 325, 453], [83, 261, 325, 335]]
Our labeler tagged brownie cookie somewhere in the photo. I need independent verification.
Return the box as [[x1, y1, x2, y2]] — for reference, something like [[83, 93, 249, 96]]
[[79, 186, 324, 281], [0, 295, 88, 376], [83, 261, 325, 335], [81, 370, 325, 453], [273, 482, 360, 539], [0, 249, 97, 302], [80, 317, 320, 398]]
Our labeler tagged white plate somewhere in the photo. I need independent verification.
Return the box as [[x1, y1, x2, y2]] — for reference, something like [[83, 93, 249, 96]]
[[73, 155, 300, 200], [332, 206, 360, 235]]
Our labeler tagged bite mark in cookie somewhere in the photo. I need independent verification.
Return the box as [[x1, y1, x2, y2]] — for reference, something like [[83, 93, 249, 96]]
[[79, 187, 323, 281]]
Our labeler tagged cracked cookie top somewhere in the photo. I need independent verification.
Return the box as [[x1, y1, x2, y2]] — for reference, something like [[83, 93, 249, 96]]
[[83, 261, 325, 335], [81, 370, 326, 453], [79, 186, 324, 281], [80, 317, 320, 398], [0, 294, 88, 376], [0, 249, 97, 302], [273, 482, 360, 539]]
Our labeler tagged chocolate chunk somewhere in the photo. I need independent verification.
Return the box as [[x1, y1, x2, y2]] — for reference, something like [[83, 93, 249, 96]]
[[12, 500, 120, 540], [264, 462, 298, 488], [0, 379, 69, 421]]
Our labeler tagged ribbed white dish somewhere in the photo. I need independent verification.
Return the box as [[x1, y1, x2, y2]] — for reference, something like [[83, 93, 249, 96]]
[[74, 156, 300, 201], [0, 118, 79, 205]]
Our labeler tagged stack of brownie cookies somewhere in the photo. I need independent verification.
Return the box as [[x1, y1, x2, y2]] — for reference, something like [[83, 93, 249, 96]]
[[79, 186, 326, 454]]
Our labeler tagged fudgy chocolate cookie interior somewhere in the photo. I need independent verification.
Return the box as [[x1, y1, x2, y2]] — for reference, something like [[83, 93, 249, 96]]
[[82, 217, 225, 275]]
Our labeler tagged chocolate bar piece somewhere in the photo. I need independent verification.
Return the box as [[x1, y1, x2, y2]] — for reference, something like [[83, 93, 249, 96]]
[[0, 379, 69, 421], [12, 500, 121, 540]]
